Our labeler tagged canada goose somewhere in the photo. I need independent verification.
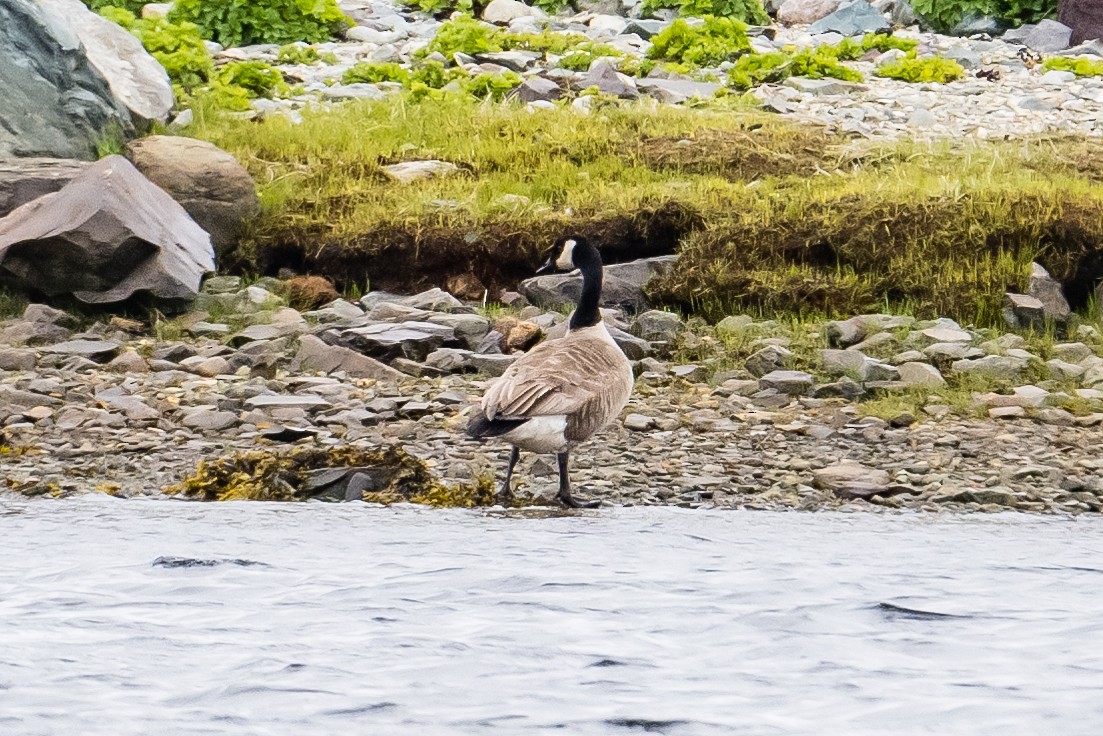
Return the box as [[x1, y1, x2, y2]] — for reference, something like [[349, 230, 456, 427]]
[[466, 235, 634, 508]]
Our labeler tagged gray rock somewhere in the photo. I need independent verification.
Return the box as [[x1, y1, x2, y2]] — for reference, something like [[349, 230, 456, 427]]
[[759, 369, 814, 395], [896, 361, 946, 387], [609, 326, 652, 360], [624, 413, 657, 431], [716, 315, 753, 336], [808, 1, 891, 36], [0, 159, 91, 219], [1002, 292, 1046, 330], [890, 0, 917, 26], [636, 78, 722, 104], [950, 14, 1003, 36], [476, 51, 541, 72], [0, 156, 214, 305], [1052, 342, 1093, 363], [333, 322, 450, 362], [0, 348, 36, 371], [40, 0, 173, 124], [1027, 262, 1070, 322], [182, 409, 238, 431], [575, 60, 638, 99], [42, 339, 120, 361], [482, 0, 546, 23], [1023, 18, 1073, 52], [424, 347, 472, 373], [951, 355, 1029, 381], [631, 310, 684, 343], [821, 348, 866, 376], [745, 345, 794, 377], [517, 77, 562, 103], [126, 136, 259, 256], [782, 77, 867, 95], [291, 334, 402, 380], [0, 0, 130, 159], [944, 45, 982, 69], [520, 255, 677, 313], [402, 287, 467, 313], [465, 353, 516, 376], [245, 394, 332, 410], [813, 462, 890, 499], [1046, 358, 1085, 381], [624, 20, 666, 40]]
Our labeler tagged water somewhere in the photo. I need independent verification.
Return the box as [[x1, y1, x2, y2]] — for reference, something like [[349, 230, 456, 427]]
[[2, 497, 1102, 736]]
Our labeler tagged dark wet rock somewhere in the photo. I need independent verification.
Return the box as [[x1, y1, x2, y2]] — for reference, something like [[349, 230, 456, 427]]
[[0, 156, 214, 305], [126, 136, 259, 256], [809, 1, 891, 35], [1060, 0, 1103, 45]]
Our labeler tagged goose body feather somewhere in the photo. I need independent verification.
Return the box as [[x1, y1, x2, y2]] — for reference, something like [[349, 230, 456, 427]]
[[479, 323, 633, 452]]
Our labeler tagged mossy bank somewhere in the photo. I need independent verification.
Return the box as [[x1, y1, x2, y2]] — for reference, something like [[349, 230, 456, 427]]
[[186, 95, 1103, 326]]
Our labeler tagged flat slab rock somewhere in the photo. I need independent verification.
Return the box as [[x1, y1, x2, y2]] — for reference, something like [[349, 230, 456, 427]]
[[813, 462, 891, 499]]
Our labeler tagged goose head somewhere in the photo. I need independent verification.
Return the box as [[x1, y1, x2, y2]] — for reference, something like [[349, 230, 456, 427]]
[[536, 235, 597, 275]]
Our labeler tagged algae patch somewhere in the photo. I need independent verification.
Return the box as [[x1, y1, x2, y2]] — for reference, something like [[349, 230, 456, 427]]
[[166, 445, 500, 507]]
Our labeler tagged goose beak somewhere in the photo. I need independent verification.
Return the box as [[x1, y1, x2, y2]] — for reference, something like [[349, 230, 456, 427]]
[[535, 256, 555, 275]]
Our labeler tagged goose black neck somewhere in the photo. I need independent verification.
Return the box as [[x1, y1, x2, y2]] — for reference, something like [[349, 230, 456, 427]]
[[569, 243, 603, 330]]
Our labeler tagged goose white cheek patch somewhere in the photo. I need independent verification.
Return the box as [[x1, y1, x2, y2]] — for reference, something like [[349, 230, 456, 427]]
[[556, 239, 576, 270]]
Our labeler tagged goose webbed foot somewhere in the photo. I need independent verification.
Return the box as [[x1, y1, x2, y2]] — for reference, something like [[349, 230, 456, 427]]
[[497, 446, 520, 507], [555, 451, 601, 509]]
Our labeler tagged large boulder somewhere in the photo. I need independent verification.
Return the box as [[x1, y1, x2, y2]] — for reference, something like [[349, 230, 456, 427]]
[[519, 255, 678, 313], [39, 0, 173, 125], [0, 0, 131, 159], [0, 156, 214, 305], [808, 1, 891, 35], [777, 0, 842, 25], [126, 136, 260, 255], [1059, 0, 1103, 45], [0, 159, 91, 218]]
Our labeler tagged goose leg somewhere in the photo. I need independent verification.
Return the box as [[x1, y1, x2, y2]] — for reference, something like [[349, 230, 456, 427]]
[[498, 446, 520, 505], [556, 451, 600, 509]]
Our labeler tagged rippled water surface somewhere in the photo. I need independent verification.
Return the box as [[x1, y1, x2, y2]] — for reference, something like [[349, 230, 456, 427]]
[[2, 497, 1102, 735]]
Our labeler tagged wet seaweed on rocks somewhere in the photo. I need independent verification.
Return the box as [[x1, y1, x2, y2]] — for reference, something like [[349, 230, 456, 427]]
[[165, 445, 502, 507]]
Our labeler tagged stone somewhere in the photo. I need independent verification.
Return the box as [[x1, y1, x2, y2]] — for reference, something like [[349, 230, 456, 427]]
[[1052, 342, 1093, 363], [624, 413, 656, 431], [42, 339, 120, 362], [187, 356, 231, 377], [951, 14, 1002, 36], [0, 159, 92, 219], [476, 51, 541, 72], [1002, 293, 1046, 330], [465, 353, 516, 376], [517, 77, 562, 103], [182, 409, 239, 431], [808, 1, 891, 36], [636, 78, 722, 104], [0, 348, 36, 371], [631, 310, 684, 343], [782, 77, 866, 95], [1024, 18, 1074, 52], [989, 406, 1027, 419], [336, 322, 450, 362], [1060, 0, 1103, 45], [1046, 358, 1085, 381], [951, 355, 1029, 381], [0, 156, 214, 305], [107, 350, 149, 373], [380, 160, 461, 184], [403, 287, 466, 313], [126, 136, 260, 255], [609, 326, 652, 360], [812, 462, 890, 500], [291, 335, 402, 380], [920, 327, 972, 344], [759, 369, 814, 395], [777, 0, 842, 25], [716, 315, 753, 336], [1027, 262, 1070, 322], [745, 346, 794, 377], [0, 0, 130, 159], [40, 0, 173, 124], [896, 361, 947, 387], [576, 61, 639, 99], [624, 20, 666, 40], [245, 394, 332, 410], [519, 255, 677, 313], [482, 0, 546, 24]]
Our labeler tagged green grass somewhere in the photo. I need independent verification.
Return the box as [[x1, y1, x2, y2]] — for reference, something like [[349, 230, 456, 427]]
[[184, 95, 1103, 326], [0, 287, 29, 319]]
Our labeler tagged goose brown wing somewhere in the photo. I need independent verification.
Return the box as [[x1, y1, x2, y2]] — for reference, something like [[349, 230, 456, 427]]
[[481, 335, 622, 420]]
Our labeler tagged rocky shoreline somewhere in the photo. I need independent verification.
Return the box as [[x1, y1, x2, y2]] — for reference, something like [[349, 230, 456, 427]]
[[3, 276, 1102, 514]]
